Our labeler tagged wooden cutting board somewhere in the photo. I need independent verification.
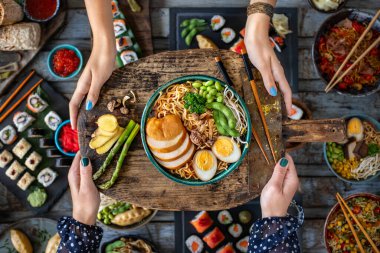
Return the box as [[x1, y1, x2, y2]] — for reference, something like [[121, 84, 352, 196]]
[[77, 49, 346, 211]]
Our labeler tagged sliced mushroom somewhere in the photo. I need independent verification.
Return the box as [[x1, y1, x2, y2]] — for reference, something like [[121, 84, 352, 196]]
[[122, 95, 131, 108], [107, 100, 116, 112], [120, 107, 129, 115]]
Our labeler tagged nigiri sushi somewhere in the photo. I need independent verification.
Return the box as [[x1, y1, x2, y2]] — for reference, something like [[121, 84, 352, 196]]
[[116, 36, 133, 52], [12, 138, 32, 159], [25, 151, 42, 171], [0, 125, 17, 145], [221, 27, 236, 44], [228, 223, 242, 238], [27, 94, 48, 113], [288, 104, 304, 120], [17, 172, 35, 191], [230, 38, 246, 54], [13, 112, 35, 132], [190, 211, 213, 233], [185, 235, 203, 253], [217, 210, 233, 225], [114, 19, 127, 37], [5, 161, 25, 180], [216, 243, 236, 253], [211, 15, 226, 31], [203, 227, 225, 249], [0, 150, 13, 168], [44, 111, 62, 131], [37, 168, 58, 187], [119, 50, 139, 65], [236, 236, 249, 253]]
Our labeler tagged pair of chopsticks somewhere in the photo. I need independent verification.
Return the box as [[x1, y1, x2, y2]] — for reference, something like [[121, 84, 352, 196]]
[[335, 193, 380, 253], [325, 10, 380, 93], [214, 56, 271, 165], [0, 70, 43, 123]]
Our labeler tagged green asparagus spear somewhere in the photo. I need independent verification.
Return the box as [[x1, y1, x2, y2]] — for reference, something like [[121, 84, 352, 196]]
[[93, 120, 136, 180], [98, 123, 140, 190], [127, 0, 141, 12]]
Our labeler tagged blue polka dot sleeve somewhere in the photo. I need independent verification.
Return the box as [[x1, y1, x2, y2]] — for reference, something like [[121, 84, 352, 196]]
[[57, 216, 103, 253]]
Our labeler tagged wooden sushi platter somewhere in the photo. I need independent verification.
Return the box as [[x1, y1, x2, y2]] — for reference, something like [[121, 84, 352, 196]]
[[77, 49, 347, 211]]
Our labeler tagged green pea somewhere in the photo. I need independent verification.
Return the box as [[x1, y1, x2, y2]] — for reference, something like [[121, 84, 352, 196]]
[[104, 218, 110, 224], [207, 98, 214, 103], [202, 91, 208, 97], [204, 80, 214, 86], [215, 81, 223, 91], [206, 86, 213, 91], [192, 82, 202, 88], [206, 94, 214, 99], [108, 213, 114, 219], [97, 213, 102, 220], [216, 96, 223, 103], [200, 86, 207, 91], [199, 90, 204, 96], [209, 89, 217, 95]]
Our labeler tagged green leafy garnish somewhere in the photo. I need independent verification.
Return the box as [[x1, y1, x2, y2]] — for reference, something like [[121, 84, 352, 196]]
[[184, 92, 206, 114], [368, 143, 380, 156]]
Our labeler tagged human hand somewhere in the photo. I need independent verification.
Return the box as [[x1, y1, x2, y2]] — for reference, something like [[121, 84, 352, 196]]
[[68, 152, 100, 225], [69, 41, 116, 129], [244, 13, 293, 115], [260, 154, 299, 218]]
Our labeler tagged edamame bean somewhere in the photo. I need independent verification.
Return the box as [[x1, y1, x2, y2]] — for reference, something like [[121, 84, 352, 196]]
[[215, 81, 223, 91], [199, 90, 204, 96], [216, 96, 223, 103], [192, 82, 202, 88], [104, 218, 110, 224], [202, 91, 208, 98], [206, 102, 237, 129], [97, 213, 102, 220], [200, 86, 207, 91], [209, 89, 217, 95], [206, 86, 213, 91], [180, 19, 190, 27], [207, 98, 214, 103], [204, 80, 214, 86], [181, 27, 191, 38], [206, 93, 214, 99], [108, 213, 114, 219]]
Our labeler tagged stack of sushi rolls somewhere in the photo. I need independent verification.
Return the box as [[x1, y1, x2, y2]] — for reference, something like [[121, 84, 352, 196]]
[[0, 125, 17, 145], [17, 172, 35, 191], [0, 150, 13, 168], [25, 151, 42, 171], [37, 168, 57, 187], [12, 138, 31, 159], [185, 235, 204, 253], [13, 112, 35, 132], [5, 161, 25, 180], [44, 111, 62, 131], [27, 94, 48, 113]]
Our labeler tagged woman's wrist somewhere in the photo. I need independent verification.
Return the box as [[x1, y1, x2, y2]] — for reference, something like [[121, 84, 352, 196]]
[[262, 209, 287, 218], [246, 14, 270, 42]]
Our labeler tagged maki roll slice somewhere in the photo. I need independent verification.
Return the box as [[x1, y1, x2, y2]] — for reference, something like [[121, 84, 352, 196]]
[[190, 211, 213, 233], [111, 0, 121, 18], [119, 50, 139, 65], [0, 125, 17, 145], [221, 28, 236, 44], [211, 15, 226, 31], [203, 227, 225, 249], [218, 210, 233, 225], [13, 112, 35, 132], [37, 168, 58, 187], [0, 150, 13, 168], [25, 151, 42, 171], [288, 104, 304, 120], [27, 94, 48, 113], [5, 161, 25, 180], [185, 235, 203, 253], [116, 36, 133, 52], [113, 19, 127, 37], [17, 172, 35, 191], [12, 138, 32, 159], [216, 243, 236, 253], [228, 223, 242, 238], [44, 111, 62, 131], [236, 236, 249, 253]]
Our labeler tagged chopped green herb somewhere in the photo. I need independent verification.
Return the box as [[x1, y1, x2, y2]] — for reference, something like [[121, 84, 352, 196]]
[[368, 143, 380, 156], [184, 92, 206, 114]]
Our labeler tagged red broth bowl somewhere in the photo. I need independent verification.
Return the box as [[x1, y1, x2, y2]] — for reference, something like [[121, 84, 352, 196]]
[[24, 0, 60, 22]]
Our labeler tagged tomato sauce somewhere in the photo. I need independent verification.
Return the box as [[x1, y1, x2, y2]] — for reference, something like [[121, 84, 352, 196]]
[[59, 124, 79, 153], [25, 0, 57, 20], [53, 49, 80, 77]]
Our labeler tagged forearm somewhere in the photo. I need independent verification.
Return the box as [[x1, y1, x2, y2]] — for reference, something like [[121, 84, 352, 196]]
[[246, 0, 276, 39]]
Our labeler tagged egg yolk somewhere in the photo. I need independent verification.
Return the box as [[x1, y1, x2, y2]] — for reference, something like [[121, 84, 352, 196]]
[[347, 118, 363, 134], [215, 138, 233, 157], [196, 151, 214, 171]]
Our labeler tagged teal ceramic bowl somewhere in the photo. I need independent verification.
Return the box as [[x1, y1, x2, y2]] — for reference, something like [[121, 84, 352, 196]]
[[47, 44, 83, 80], [323, 114, 380, 184], [55, 120, 77, 157], [141, 75, 252, 186]]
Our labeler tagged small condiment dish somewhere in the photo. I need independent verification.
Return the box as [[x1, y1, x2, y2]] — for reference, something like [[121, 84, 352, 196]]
[[23, 0, 60, 22], [47, 44, 83, 80], [55, 120, 77, 157]]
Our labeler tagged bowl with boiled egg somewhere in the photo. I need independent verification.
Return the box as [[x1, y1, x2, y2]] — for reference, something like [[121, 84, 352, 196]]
[[141, 75, 252, 186]]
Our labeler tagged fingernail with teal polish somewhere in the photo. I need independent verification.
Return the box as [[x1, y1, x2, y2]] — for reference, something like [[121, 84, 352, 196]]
[[81, 157, 89, 167], [280, 158, 288, 167], [269, 86, 277, 96], [86, 100, 93, 111]]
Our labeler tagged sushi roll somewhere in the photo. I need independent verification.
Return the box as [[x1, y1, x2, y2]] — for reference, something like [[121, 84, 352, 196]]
[[17, 172, 35, 191], [46, 149, 61, 158], [37, 168, 58, 187], [25, 151, 42, 171], [28, 128, 46, 138], [218, 210, 233, 225], [39, 138, 55, 148], [12, 138, 31, 159], [120, 50, 139, 65], [113, 19, 127, 37], [221, 28, 236, 44], [0, 150, 13, 168], [236, 236, 249, 253], [185, 235, 203, 253], [0, 125, 17, 145], [211, 15, 226, 31], [203, 227, 225, 249], [44, 111, 62, 131], [217, 243, 236, 253], [27, 94, 48, 113], [190, 211, 213, 233], [13, 112, 35, 132], [5, 161, 25, 180], [228, 223, 242, 238], [111, 0, 121, 18], [288, 104, 304, 120], [116, 36, 133, 52]]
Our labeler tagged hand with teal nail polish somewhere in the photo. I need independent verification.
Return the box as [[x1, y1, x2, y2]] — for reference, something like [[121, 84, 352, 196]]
[[260, 154, 299, 218], [68, 152, 100, 225]]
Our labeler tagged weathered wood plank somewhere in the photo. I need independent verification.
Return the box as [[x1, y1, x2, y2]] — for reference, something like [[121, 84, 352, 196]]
[[302, 220, 327, 253]]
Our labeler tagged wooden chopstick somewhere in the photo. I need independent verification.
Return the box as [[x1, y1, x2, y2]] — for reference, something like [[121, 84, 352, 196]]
[[214, 56, 270, 165], [240, 48, 277, 163], [335, 194, 365, 253], [326, 36, 380, 93], [0, 70, 35, 114], [325, 10, 380, 92], [0, 78, 43, 123], [336, 193, 380, 253]]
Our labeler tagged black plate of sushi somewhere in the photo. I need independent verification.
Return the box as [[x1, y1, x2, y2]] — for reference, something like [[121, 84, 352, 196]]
[[0, 71, 72, 213], [169, 8, 299, 92]]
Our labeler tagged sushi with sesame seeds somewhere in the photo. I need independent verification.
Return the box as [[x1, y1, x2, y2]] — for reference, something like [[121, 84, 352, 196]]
[[221, 27, 236, 43], [218, 210, 233, 225], [12, 138, 31, 159], [228, 223, 243, 238], [211, 15, 226, 31], [185, 235, 203, 253], [0, 150, 13, 168]]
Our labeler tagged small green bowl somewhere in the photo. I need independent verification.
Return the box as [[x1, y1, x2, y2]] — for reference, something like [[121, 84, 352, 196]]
[[141, 75, 252, 186]]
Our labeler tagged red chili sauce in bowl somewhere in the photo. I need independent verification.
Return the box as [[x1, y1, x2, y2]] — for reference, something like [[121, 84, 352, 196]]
[[53, 49, 80, 77], [24, 0, 58, 21], [59, 124, 79, 153]]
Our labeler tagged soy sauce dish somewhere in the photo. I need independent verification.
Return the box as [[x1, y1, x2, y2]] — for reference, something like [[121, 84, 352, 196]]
[[24, 0, 60, 22]]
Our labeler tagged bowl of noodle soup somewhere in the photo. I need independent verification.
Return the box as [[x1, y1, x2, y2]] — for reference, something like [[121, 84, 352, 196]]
[[141, 75, 252, 186]]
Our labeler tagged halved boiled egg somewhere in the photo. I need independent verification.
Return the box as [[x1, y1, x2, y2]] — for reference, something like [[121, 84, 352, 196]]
[[212, 136, 241, 163], [193, 150, 217, 182]]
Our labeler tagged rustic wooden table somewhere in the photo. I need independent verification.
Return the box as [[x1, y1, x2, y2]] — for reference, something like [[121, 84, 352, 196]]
[[0, 0, 379, 252]]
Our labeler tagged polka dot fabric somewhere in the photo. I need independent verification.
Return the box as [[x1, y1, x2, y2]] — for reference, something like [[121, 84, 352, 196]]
[[57, 216, 103, 253]]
